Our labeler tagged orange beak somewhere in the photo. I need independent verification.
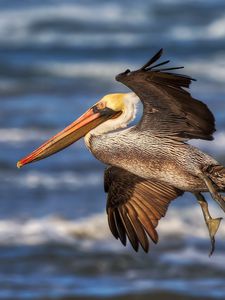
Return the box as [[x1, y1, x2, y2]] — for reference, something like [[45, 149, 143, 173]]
[[17, 104, 118, 168]]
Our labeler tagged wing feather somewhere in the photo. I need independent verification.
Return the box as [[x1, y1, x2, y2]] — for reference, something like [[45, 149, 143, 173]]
[[134, 194, 161, 221], [113, 209, 126, 246], [105, 166, 183, 252], [130, 200, 158, 244], [116, 49, 215, 141], [119, 206, 139, 251], [125, 203, 149, 252], [107, 207, 119, 239]]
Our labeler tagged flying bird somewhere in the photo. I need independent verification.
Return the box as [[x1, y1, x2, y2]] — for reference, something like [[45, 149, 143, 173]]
[[17, 49, 225, 255]]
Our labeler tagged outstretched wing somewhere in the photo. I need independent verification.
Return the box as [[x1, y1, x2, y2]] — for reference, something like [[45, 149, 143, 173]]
[[104, 166, 183, 252], [116, 49, 215, 141]]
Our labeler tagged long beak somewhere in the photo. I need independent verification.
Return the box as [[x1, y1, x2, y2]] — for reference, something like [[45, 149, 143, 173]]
[[17, 105, 118, 168]]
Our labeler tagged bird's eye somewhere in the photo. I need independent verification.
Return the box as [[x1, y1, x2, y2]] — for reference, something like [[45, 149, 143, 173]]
[[97, 102, 106, 110]]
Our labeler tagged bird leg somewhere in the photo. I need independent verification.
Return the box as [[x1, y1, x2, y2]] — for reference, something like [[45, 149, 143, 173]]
[[195, 192, 222, 256], [199, 172, 225, 213]]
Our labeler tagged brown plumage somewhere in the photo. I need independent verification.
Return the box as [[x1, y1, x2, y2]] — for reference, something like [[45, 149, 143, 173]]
[[17, 48, 225, 255], [116, 48, 215, 141], [105, 166, 183, 252], [100, 49, 224, 255]]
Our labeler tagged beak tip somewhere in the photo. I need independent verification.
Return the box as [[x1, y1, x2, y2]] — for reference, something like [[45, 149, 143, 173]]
[[17, 161, 23, 169]]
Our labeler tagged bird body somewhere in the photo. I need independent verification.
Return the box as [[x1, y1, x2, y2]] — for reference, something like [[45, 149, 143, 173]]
[[17, 49, 225, 255], [88, 127, 218, 192]]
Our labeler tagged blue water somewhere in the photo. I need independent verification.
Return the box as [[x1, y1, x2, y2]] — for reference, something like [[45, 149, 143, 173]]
[[1, 0, 225, 299]]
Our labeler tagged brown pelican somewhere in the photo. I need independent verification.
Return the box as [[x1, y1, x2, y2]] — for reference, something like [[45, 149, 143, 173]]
[[17, 49, 225, 255]]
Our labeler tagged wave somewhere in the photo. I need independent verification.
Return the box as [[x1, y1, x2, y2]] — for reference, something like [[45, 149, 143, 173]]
[[0, 128, 50, 143], [125, 277, 225, 299], [0, 210, 225, 298], [2, 170, 101, 189], [2, 55, 225, 88], [160, 246, 225, 269], [37, 61, 126, 79], [171, 15, 225, 41], [0, 2, 148, 29], [0, 213, 111, 247], [0, 2, 151, 47], [35, 56, 225, 84], [1, 205, 225, 249], [185, 55, 225, 84], [0, 0, 224, 50], [158, 203, 225, 239]]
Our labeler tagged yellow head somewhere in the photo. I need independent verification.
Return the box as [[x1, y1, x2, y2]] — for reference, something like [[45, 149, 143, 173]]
[[95, 93, 126, 112]]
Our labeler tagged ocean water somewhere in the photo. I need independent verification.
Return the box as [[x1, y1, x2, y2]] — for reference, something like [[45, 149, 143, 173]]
[[1, 0, 225, 299]]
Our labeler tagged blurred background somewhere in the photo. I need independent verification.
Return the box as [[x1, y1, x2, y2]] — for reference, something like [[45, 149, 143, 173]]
[[0, 0, 225, 299]]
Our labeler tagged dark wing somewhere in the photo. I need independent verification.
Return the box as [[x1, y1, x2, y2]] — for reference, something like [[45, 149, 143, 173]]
[[116, 49, 215, 141], [104, 166, 183, 252]]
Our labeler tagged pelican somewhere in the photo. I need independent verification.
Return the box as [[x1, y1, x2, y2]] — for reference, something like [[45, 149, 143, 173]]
[[17, 49, 225, 255]]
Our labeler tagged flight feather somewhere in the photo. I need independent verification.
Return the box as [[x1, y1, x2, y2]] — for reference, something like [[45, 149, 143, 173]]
[[116, 49, 215, 141]]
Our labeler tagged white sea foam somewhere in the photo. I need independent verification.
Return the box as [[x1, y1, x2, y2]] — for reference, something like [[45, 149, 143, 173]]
[[22, 54, 225, 86], [171, 15, 225, 40], [185, 56, 225, 84], [1, 1, 224, 50], [160, 247, 225, 269], [0, 205, 224, 249], [159, 203, 225, 239], [3, 171, 101, 190], [0, 1, 224, 51], [0, 128, 49, 143], [129, 277, 225, 298], [0, 213, 110, 247], [0, 3, 149, 47], [37, 61, 126, 80], [0, 2, 146, 28]]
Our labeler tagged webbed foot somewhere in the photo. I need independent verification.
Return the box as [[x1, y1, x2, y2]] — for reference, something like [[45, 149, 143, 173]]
[[195, 192, 222, 256]]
